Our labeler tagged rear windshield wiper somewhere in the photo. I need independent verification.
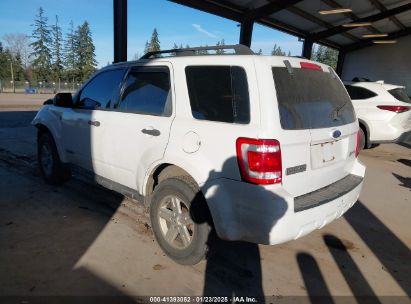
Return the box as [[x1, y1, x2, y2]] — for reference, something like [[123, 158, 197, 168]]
[[330, 101, 349, 120]]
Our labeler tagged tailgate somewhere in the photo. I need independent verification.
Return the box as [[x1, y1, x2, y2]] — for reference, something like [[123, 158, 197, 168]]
[[272, 62, 357, 197]]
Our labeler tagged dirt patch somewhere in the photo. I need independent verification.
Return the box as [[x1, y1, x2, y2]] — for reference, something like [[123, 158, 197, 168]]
[[153, 264, 166, 270]]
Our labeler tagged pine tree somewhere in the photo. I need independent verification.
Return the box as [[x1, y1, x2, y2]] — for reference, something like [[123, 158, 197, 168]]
[[312, 45, 338, 69], [215, 39, 225, 54], [13, 52, 25, 81], [257, 49, 263, 55], [64, 20, 77, 81], [172, 43, 179, 49], [144, 41, 150, 54], [51, 15, 63, 82], [0, 43, 12, 81], [30, 7, 52, 81], [74, 21, 97, 81], [271, 44, 286, 56], [144, 28, 161, 54]]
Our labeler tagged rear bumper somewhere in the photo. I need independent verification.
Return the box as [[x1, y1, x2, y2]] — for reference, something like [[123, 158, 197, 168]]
[[202, 159, 366, 245], [368, 112, 411, 142], [370, 130, 411, 144]]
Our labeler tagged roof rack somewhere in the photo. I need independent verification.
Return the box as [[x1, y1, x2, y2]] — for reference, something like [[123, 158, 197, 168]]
[[352, 77, 371, 82], [140, 44, 254, 59]]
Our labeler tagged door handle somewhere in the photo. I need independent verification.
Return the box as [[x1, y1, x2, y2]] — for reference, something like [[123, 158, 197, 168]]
[[141, 128, 160, 136], [88, 120, 100, 127]]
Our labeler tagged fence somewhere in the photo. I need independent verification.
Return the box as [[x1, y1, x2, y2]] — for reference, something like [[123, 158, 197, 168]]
[[0, 80, 82, 94]]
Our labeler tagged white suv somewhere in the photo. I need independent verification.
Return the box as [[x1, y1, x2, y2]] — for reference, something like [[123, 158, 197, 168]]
[[344, 79, 411, 149], [32, 45, 366, 265]]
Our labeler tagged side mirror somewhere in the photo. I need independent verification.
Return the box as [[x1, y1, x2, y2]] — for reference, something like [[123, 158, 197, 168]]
[[53, 93, 73, 107]]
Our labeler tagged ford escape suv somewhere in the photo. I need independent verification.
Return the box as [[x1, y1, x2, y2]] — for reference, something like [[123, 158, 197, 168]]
[[32, 45, 366, 265]]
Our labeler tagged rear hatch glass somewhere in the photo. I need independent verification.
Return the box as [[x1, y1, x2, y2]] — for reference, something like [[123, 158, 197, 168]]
[[272, 65, 358, 198], [388, 88, 411, 103], [272, 67, 355, 130]]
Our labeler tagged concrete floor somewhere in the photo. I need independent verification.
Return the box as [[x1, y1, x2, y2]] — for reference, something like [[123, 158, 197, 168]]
[[0, 94, 410, 302]]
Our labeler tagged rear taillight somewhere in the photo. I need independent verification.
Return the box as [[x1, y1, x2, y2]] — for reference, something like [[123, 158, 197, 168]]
[[355, 130, 361, 158], [377, 105, 410, 113], [236, 138, 282, 185], [300, 62, 322, 71]]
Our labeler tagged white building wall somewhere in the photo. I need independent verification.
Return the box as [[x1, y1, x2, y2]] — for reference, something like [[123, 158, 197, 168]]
[[342, 35, 411, 95]]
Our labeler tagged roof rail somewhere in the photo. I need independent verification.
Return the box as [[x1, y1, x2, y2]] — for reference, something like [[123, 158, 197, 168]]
[[140, 44, 254, 59]]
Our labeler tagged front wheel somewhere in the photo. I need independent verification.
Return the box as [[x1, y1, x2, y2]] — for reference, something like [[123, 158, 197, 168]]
[[150, 177, 211, 265], [38, 132, 70, 185]]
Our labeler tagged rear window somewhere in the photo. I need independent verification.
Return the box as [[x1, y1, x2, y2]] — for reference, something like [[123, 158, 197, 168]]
[[185, 66, 250, 124], [272, 67, 355, 130], [388, 88, 411, 103], [344, 85, 377, 100]]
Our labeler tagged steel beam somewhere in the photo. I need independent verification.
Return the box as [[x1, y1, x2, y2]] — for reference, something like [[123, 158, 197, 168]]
[[113, 0, 127, 63], [343, 27, 411, 53], [302, 38, 313, 59], [336, 50, 345, 76], [239, 18, 254, 47], [312, 3, 411, 40]]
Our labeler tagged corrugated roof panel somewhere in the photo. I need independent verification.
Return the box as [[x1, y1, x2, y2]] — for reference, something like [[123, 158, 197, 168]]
[[268, 10, 321, 32], [372, 18, 404, 33], [327, 34, 356, 46], [395, 11, 411, 26]]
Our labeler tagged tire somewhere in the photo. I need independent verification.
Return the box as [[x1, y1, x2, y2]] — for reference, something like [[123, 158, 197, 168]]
[[359, 127, 366, 150], [38, 132, 70, 185], [150, 177, 211, 265]]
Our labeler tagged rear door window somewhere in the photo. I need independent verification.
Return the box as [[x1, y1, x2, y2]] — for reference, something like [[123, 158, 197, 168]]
[[272, 67, 355, 130], [344, 85, 377, 100], [185, 66, 250, 124], [388, 88, 411, 103]]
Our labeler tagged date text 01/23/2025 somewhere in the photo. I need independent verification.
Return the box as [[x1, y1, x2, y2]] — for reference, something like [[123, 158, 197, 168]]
[[149, 296, 259, 303]]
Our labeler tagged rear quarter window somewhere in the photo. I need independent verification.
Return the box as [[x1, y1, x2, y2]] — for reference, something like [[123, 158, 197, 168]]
[[185, 66, 250, 124], [388, 88, 411, 103], [344, 85, 377, 100], [273, 67, 355, 130]]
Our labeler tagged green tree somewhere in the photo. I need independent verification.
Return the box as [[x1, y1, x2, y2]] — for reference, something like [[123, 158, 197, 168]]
[[215, 39, 225, 54], [172, 42, 179, 49], [312, 44, 338, 69], [51, 15, 63, 82], [0, 43, 12, 81], [144, 28, 160, 54], [13, 52, 25, 81], [256, 48, 263, 55], [74, 21, 97, 81], [271, 44, 286, 56], [63, 21, 77, 81], [30, 7, 52, 81]]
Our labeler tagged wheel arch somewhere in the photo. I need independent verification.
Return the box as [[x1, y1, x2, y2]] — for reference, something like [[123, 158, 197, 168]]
[[144, 163, 198, 205], [358, 119, 371, 149], [34, 123, 68, 163]]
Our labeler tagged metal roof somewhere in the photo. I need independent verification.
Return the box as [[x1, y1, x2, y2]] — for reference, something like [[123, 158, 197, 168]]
[[169, 0, 411, 52]]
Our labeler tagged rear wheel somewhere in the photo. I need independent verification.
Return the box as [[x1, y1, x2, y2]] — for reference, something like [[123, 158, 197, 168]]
[[38, 132, 70, 185], [150, 177, 211, 265], [359, 127, 366, 150]]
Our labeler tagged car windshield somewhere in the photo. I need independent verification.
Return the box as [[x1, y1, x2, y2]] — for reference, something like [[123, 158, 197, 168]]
[[388, 88, 411, 103], [272, 67, 356, 130]]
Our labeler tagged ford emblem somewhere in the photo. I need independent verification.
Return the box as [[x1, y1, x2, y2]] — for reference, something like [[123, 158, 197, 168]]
[[332, 130, 342, 139]]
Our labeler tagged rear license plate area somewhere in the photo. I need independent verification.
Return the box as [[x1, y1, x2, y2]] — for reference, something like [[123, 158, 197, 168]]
[[321, 142, 335, 163]]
